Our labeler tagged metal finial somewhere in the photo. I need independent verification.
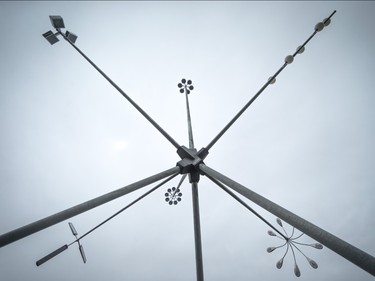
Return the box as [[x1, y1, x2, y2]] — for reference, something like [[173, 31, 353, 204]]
[[165, 187, 182, 205], [266, 218, 323, 277], [178, 78, 194, 94]]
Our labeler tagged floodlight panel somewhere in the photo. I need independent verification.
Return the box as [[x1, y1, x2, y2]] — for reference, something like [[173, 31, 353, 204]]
[[65, 31, 78, 43], [49, 15, 65, 29], [42, 30, 59, 45]]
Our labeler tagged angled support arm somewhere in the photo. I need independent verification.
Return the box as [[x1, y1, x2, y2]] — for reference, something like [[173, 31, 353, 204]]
[[199, 164, 375, 276], [58, 30, 181, 150], [205, 10, 336, 151], [0, 166, 180, 248]]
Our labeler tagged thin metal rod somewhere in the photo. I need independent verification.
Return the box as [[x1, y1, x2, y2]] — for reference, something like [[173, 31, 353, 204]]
[[206, 174, 287, 240], [191, 182, 204, 281], [200, 164, 375, 276], [70, 173, 179, 244], [58, 30, 180, 149], [185, 90, 195, 149], [205, 11, 337, 151], [0, 166, 180, 247]]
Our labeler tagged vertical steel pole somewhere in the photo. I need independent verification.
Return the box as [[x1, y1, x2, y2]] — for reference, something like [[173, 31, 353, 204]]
[[182, 81, 204, 280], [199, 164, 375, 276], [185, 89, 195, 149], [192, 182, 204, 281]]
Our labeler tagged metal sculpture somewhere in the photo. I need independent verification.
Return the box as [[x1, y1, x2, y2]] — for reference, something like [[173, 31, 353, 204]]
[[1, 10, 375, 280]]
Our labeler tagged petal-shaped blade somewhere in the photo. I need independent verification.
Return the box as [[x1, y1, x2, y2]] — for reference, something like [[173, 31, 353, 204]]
[[267, 230, 276, 236], [79, 244, 87, 264], [276, 258, 284, 269], [294, 264, 301, 277], [267, 247, 276, 253], [313, 243, 323, 249], [276, 218, 283, 227], [68, 222, 78, 236], [307, 258, 318, 269]]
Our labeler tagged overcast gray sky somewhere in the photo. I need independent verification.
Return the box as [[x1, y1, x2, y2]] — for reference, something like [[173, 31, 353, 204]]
[[0, 1, 374, 281]]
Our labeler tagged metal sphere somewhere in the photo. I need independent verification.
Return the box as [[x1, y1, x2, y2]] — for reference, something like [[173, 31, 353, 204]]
[[285, 55, 294, 64], [189, 85, 194, 91], [268, 77, 276, 85], [314, 22, 324, 32], [178, 83, 183, 88], [181, 78, 186, 84], [296, 45, 305, 54], [180, 89, 184, 93], [187, 80, 192, 85], [323, 18, 331, 26]]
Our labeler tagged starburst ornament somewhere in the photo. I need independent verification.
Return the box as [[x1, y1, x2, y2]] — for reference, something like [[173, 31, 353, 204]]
[[165, 187, 182, 205], [267, 218, 323, 277], [178, 78, 194, 94]]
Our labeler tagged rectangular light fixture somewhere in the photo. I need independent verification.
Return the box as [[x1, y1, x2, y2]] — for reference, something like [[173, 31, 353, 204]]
[[42, 30, 59, 45], [49, 15, 65, 29], [65, 31, 78, 43]]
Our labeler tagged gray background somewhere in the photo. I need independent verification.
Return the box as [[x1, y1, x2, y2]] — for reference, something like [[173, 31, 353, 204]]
[[0, 1, 374, 281]]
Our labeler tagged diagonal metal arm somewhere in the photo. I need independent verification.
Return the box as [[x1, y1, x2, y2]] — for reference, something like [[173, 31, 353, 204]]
[[199, 164, 375, 276], [36, 173, 178, 266], [58, 30, 181, 149], [206, 174, 287, 240], [0, 166, 180, 248], [205, 10, 336, 151], [71, 173, 178, 243]]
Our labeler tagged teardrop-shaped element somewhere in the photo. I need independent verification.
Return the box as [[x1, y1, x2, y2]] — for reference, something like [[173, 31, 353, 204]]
[[178, 83, 183, 88], [276, 258, 284, 269], [172, 187, 176, 191], [294, 264, 301, 277], [187, 80, 192, 85], [180, 89, 184, 93], [167, 188, 171, 193], [165, 193, 169, 197], [169, 201, 173, 205], [323, 18, 331, 26], [268, 77, 276, 84], [313, 243, 323, 249], [177, 197, 182, 202], [189, 85, 194, 91], [267, 230, 276, 236], [315, 22, 324, 32], [296, 45, 305, 54], [276, 218, 283, 227], [174, 201, 178, 205], [165, 198, 170, 202], [181, 78, 186, 84], [186, 90, 190, 95], [307, 258, 318, 269], [285, 55, 294, 64], [267, 247, 276, 253], [178, 193, 182, 197]]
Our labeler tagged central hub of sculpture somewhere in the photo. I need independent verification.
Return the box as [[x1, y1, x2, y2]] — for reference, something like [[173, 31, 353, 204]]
[[176, 146, 209, 183]]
